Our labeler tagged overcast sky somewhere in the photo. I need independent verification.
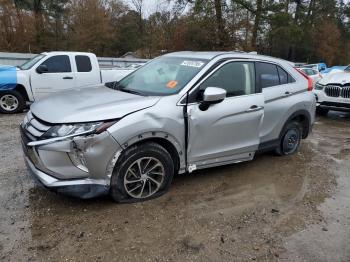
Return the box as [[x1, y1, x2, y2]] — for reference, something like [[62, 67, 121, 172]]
[[124, 0, 172, 17]]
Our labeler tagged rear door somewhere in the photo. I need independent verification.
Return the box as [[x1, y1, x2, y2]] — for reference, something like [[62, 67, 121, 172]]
[[257, 62, 297, 143], [73, 55, 100, 87], [187, 60, 264, 169], [30, 55, 75, 99]]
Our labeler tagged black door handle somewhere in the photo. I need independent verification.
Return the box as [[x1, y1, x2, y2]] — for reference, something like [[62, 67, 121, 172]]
[[246, 105, 264, 113], [283, 91, 293, 97], [63, 76, 73, 80]]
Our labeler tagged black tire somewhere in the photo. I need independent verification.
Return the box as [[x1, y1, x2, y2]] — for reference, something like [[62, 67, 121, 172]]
[[0, 90, 26, 114], [275, 121, 302, 156], [110, 142, 174, 203], [316, 107, 329, 116]]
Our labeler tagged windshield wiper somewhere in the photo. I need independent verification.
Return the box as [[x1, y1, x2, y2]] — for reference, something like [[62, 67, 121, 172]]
[[119, 89, 144, 96]]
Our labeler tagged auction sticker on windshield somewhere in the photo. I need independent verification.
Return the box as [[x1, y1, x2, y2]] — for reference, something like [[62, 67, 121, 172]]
[[181, 61, 205, 68], [167, 80, 178, 89]]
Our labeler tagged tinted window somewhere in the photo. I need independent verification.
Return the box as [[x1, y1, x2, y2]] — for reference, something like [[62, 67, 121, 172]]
[[199, 61, 255, 97], [75, 55, 92, 72], [277, 66, 288, 85], [40, 55, 71, 73], [288, 72, 296, 83], [256, 62, 279, 88], [257, 62, 296, 87]]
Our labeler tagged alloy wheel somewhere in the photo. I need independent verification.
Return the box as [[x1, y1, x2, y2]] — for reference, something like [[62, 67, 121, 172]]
[[0, 94, 19, 112], [123, 157, 165, 199]]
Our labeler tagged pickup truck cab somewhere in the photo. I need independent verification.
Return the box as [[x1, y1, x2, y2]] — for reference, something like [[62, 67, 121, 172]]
[[0, 52, 133, 113], [21, 51, 316, 202]]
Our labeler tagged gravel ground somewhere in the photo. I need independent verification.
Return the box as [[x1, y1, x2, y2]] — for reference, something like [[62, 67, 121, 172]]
[[0, 111, 349, 262]]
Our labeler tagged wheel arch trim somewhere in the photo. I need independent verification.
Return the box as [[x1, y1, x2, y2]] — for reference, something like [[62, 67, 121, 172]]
[[120, 131, 186, 174], [280, 109, 312, 139]]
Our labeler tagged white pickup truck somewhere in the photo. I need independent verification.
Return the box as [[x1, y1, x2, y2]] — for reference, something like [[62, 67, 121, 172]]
[[0, 52, 134, 113]]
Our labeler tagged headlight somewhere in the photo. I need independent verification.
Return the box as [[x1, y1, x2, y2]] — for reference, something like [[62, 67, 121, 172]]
[[315, 83, 324, 90], [42, 121, 117, 139]]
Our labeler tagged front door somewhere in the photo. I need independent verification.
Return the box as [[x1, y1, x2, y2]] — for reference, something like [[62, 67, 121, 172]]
[[31, 55, 75, 100], [187, 61, 264, 169]]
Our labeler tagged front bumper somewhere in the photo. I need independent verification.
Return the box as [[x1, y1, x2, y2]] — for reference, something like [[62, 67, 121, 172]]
[[314, 89, 350, 112], [20, 125, 122, 199], [317, 101, 350, 112], [25, 156, 109, 198]]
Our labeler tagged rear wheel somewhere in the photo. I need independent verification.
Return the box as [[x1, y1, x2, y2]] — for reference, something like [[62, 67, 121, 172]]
[[275, 121, 302, 156], [110, 142, 174, 203], [0, 90, 25, 114]]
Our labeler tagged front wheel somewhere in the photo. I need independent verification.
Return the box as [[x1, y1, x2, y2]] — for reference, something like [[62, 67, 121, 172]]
[[110, 142, 174, 203], [275, 121, 302, 156], [0, 90, 25, 114]]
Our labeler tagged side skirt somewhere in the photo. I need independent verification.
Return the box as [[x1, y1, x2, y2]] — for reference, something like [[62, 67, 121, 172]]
[[188, 152, 255, 172]]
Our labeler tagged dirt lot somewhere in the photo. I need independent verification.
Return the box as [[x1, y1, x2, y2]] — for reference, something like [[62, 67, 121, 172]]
[[0, 111, 349, 262]]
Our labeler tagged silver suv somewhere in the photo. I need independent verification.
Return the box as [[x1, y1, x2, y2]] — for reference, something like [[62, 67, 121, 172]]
[[20, 52, 316, 202]]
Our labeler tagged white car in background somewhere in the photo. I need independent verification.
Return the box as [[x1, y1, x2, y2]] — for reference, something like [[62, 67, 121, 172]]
[[0, 52, 135, 114], [299, 68, 323, 88], [313, 65, 350, 115]]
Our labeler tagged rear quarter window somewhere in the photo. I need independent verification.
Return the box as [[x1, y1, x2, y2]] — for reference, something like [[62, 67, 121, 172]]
[[277, 66, 288, 85], [75, 55, 92, 72]]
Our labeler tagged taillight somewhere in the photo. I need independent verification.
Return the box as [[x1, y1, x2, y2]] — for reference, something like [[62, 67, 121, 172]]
[[295, 68, 313, 91]]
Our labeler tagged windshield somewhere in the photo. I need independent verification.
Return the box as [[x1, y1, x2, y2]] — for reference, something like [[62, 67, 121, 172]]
[[116, 56, 208, 96], [19, 54, 45, 70], [345, 65, 350, 72]]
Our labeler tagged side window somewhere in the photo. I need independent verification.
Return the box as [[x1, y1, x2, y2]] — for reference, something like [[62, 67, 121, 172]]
[[256, 62, 279, 88], [40, 55, 71, 73], [75, 55, 92, 72], [199, 61, 255, 98], [277, 66, 288, 85]]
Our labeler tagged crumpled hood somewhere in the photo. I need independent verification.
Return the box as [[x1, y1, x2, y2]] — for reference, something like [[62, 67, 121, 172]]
[[31, 85, 160, 123], [319, 71, 350, 85], [0, 65, 17, 90]]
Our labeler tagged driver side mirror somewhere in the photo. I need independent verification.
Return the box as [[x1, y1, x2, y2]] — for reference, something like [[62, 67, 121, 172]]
[[199, 87, 226, 111], [36, 64, 48, 74]]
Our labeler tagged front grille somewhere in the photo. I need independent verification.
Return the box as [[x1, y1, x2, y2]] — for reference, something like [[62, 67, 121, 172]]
[[324, 85, 350, 98], [342, 87, 350, 98], [325, 85, 341, 97], [22, 111, 51, 140]]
